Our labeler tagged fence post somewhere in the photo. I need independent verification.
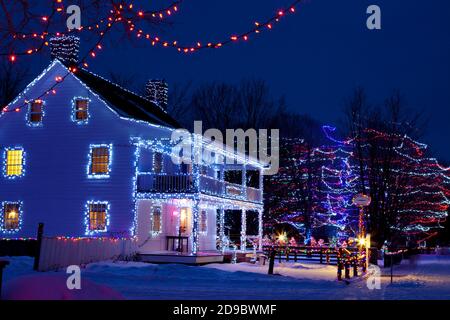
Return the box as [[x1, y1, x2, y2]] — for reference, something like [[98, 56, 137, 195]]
[[294, 250, 297, 262], [268, 250, 276, 275], [286, 248, 289, 262], [278, 248, 282, 263], [0, 260, 10, 300], [345, 259, 350, 279], [320, 248, 323, 264], [33, 223, 44, 271], [337, 259, 342, 281], [353, 256, 358, 277], [390, 254, 394, 284]]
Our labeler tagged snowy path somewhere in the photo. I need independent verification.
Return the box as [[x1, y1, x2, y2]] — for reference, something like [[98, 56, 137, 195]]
[[2, 255, 450, 300]]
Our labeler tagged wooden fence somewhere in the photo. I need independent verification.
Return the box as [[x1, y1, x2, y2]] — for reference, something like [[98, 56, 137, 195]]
[[263, 245, 349, 265], [264, 245, 368, 280], [37, 237, 138, 271]]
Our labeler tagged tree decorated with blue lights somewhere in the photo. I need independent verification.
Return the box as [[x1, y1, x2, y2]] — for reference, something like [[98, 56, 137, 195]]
[[313, 144, 359, 238]]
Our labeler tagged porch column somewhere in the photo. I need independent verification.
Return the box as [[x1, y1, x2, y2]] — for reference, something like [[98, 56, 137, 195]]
[[191, 200, 200, 255], [240, 209, 247, 251], [218, 207, 225, 245], [258, 209, 263, 251]]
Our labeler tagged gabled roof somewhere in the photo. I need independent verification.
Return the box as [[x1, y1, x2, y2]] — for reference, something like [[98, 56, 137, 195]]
[[73, 66, 180, 129]]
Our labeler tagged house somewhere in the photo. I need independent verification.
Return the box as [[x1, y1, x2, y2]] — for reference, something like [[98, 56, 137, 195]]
[[0, 38, 265, 262]]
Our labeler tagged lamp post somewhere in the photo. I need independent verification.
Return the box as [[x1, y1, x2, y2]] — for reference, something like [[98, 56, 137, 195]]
[[352, 193, 371, 239], [353, 193, 371, 268]]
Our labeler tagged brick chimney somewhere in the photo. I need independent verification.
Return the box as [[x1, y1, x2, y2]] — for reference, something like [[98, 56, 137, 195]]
[[49, 36, 80, 66], [145, 79, 169, 110]]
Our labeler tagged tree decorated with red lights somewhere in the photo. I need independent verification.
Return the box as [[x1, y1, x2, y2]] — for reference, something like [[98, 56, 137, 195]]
[[356, 128, 450, 243]]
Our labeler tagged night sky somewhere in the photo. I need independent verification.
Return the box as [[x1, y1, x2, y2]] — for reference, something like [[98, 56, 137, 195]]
[[26, 0, 450, 161]]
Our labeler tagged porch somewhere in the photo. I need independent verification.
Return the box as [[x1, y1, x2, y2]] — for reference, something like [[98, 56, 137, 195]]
[[138, 251, 224, 265], [135, 196, 264, 260]]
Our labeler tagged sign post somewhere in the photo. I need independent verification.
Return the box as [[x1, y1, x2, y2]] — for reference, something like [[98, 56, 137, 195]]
[[352, 193, 371, 239], [353, 194, 371, 268]]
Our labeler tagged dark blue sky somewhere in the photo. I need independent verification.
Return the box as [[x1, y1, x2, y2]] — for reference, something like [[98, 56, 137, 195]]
[[28, 0, 450, 160]]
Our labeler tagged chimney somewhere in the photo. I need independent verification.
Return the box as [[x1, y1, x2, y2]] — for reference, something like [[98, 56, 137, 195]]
[[49, 36, 80, 66], [145, 79, 169, 110]]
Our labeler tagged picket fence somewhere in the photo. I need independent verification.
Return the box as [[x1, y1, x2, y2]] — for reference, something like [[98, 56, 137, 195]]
[[37, 237, 138, 271]]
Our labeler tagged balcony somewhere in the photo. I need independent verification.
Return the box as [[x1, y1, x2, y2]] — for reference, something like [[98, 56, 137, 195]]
[[136, 174, 262, 203], [137, 174, 195, 193]]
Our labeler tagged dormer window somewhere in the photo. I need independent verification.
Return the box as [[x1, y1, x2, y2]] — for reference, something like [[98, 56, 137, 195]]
[[28, 100, 44, 126], [73, 98, 89, 123]]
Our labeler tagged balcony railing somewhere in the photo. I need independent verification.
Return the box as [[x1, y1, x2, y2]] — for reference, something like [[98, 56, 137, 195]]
[[137, 173, 262, 203], [137, 174, 195, 193], [247, 187, 263, 203]]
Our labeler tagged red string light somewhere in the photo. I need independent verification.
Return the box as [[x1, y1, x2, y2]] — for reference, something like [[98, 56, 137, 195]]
[[126, 0, 302, 53]]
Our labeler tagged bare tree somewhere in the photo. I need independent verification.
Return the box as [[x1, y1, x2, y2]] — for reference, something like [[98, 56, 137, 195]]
[[0, 61, 28, 107], [167, 81, 193, 129], [107, 70, 138, 92]]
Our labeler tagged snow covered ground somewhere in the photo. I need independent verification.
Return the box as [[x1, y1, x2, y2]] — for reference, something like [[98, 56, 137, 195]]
[[1, 255, 450, 300]]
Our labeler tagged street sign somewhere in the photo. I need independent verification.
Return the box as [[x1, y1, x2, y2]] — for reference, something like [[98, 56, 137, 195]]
[[353, 193, 371, 207]]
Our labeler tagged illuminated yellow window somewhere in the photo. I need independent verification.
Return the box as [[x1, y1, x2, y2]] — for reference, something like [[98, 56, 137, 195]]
[[152, 206, 162, 233], [89, 203, 108, 231], [180, 208, 188, 232], [6, 149, 24, 177], [90, 147, 110, 175], [3, 202, 20, 230]]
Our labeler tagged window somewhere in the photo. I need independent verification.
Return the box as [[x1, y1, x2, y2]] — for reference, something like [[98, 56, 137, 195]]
[[180, 208, 188, 233], [153, 152, 163, 173], [246, 170, 261, 189], [151, 206, 162, 234], [74, 99, 89, 122], [200, 210, 207, 233], [4, 148, 24, 177], [88, 145, 111, 178], [2, 202, 21, 232], [28, 100, 43, 125], [87, 202, 108, 233]]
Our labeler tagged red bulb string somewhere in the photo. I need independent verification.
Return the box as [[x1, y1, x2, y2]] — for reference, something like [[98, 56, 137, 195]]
[[127, 0, 302, 53]]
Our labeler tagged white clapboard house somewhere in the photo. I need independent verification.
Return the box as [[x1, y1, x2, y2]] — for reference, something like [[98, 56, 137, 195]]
[[0, 38, 265, 263]]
